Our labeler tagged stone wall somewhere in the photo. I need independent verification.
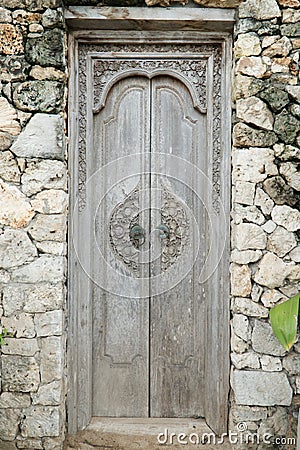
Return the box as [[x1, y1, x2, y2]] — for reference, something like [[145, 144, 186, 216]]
[[0, 0, 299, 449], [230, 0, 300, 446], [0, 1, 67, 449]]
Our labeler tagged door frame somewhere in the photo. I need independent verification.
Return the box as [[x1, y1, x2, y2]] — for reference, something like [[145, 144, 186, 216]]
[[66, 7, 234, 436]]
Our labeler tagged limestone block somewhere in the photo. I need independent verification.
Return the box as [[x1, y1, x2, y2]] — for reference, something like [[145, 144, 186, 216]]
[[11, 113, 65, 160], [0, 229, 37, 269], [232, 297, 269, 318], [1, 355, 40, 392], [0, 181, 35, 228], [0, 409, 21, 441], [232, 314, 250, 341], [34, 310, 63, 337], [234, 74, 264, 100], [233, 223, 267, 251], [253, 252, 291, 288], [11, 255, 66, 283], [231, 351, 260, 370], [231, 249, 262, 264], [261, 289, 287, 308], [260, 355, 282, 372], [281, 23, 300, 37], [259, 86, 290, 113], [267, 226, 297, 257], [31, 189, 68, 215], [36, 241, 66, 256], [230, 264, 252, 297], [278, 0, 299, 6], [0, 392, 31, 408], [289, 246, 300, 262], [1, 313, 35, 338], [252, 320, 285, 356], [232, 205, 265, 225], [271, 205, 300, 231], [286, 85, 300, 103], [25, 28, 64, 69], [262, 221, 276, 234], [231, 405, 268, 422], [232, 147, 277, 183], [263, 36, 292, 57], [263, 176, 296, 206], [233, 123, 278, 147], [234, 181, 255, 205], [235, 56, 267, 78], [0, 7, 12, 22], [239, 0, 281, 20], [254, 188, 274, 216], [28, 214, 66, 242], [234, 33, 261, 58], [231, 333, 249, 353], [30, 65, 66, 82], [15, 438, 43, 450], [13, 81, 64, 113], [283, 354, 300, 375], [0, 55, 30, 83], [0, 131, 12, 150], [0, 24, 23, 55], [251, 283, 263, 302], [0, 97, 20, 135], [236, 97, 274, 131], [280, 162, 300, 191], [274, 110, 300, 144], [231, 370, 292, 406], [40, 337, 63, 383], [31, 381, 61, 406], [42, 8, 63, 28], [271, 57, 291, 74], [2, 338, 39, 356], [0, 151, 20, 183], [23, 283, 64, 313], [20, 406, 60, 438], [21, 160, 67, 196]]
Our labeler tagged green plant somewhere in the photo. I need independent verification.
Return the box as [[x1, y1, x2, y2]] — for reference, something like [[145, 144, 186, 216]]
[[270, 293, 300, 352], [0, 327, 12, 347]]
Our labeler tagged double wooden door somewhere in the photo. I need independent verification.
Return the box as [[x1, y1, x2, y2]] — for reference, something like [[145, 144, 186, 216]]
[[91, 75, 207, 418], [70, 35, 230, 435]]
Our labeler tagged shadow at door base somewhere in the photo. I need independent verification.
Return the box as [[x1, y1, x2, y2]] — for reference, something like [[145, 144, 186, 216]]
[[63, 418, 233, 450]]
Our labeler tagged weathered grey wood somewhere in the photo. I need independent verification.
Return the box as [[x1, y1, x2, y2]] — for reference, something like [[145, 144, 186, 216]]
[[150, 76, 206, 417], [91, 77, 151, 416], [68, 28, 232, 435], [65, 7, 236, 32]]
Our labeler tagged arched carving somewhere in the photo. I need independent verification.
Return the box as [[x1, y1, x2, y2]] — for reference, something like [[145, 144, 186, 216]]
[[93, 68, 207, 114]]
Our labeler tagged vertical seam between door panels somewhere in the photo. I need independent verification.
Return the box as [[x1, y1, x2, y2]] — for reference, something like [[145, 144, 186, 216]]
[[148, 77, 152, 417]]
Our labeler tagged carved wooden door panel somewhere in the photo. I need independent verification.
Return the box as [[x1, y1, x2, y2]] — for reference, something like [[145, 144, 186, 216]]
[[91, 74, 207, 418], [71, 36, 230, 435]]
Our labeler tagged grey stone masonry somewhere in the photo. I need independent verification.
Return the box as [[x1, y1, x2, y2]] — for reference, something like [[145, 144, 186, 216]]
[[0, 0, 299, 448], [0, 1, 67, 449]]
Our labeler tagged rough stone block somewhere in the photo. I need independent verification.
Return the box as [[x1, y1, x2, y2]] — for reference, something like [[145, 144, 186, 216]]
[[0, 392, 31, 408], [0, 96, 20, 136], [0, 229, 37, 270], [2, 355, 40, 392], [34, 310, 63, 337], [253, 252, 292, 289], [11, 113, 65, 160], [271, 205, 300, 231], [236, 96, 274, 131], [21, 160, 67, 196], [0, 24, 23, 55], [230, 264, 252, 297], [232, 297, 269, 318], [252, 320, 286, 356], [232, 147, 277, 183], [0, 151, 20, 183], [239, 0, 281, 20], [0, 181, 35, 229], [2, 338, 39, 356], [233, 123, 278, 147], [0, 408, 21, 441], [40, 337, 63, 383], [233, 223, 267, 251], [28, 214, 66, 242], [31, 189, 68, 214], [231, 370, 293, 406], [20, 406, 60, 438], [11, 255, 66, 283], [31, 381, 61, 406], [25, 29, 65, 68], [13, 81, 64, 113]]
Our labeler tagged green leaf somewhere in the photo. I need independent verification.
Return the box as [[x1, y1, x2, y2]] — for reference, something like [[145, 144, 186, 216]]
[[270, 294, 299, 352]]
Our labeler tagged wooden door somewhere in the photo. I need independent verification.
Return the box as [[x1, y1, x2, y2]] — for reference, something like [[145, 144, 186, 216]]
[[70, 34, 231, 435], [91, 74, 207, 418]]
